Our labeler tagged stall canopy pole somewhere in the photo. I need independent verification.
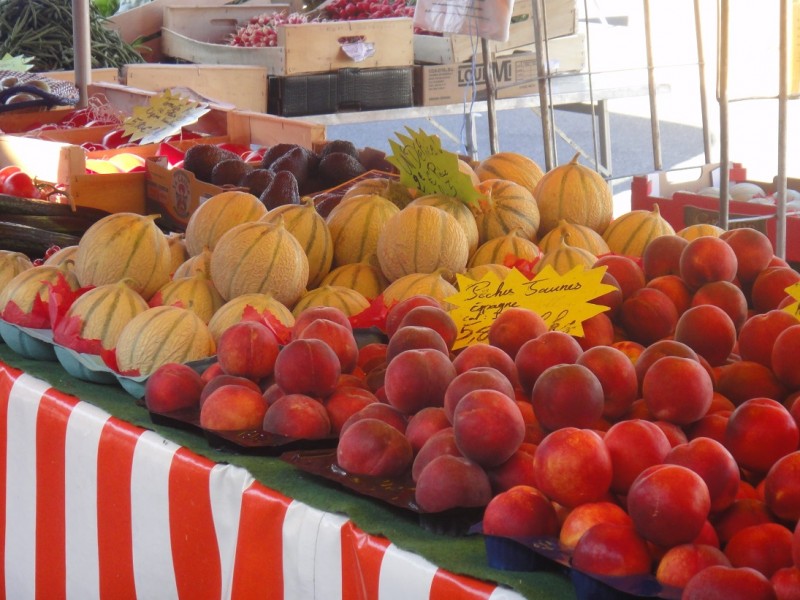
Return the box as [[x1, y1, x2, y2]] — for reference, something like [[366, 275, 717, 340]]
[[693, 0, 712, 163], [480, 38, 500, 156], [72, 0, 92, 108], [775, 0, 790, 259], [642, 0, 663, 171], [717, 0, 731, 229], [532, 0, 556, 170]]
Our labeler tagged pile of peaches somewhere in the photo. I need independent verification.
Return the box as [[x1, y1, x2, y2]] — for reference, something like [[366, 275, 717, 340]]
[[144, 226, 800, 598]]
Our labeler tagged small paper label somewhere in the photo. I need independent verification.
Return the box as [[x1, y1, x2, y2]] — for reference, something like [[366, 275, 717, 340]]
[[122, 90, 210, 145], [783, 281, 800, 320], [387, 126, 483, 205], [446, 265, 616, 351], [0, 53, 34, 73]]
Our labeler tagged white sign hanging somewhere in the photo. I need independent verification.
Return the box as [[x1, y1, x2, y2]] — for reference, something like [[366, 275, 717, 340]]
[[413, 0, 514, 42]]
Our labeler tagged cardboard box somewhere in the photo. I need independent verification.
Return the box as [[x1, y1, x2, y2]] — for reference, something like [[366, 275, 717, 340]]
[[267, 67, 414, 117], [161, 5, 414, 76], [413, 0, 577, 64], [122, 63, 268, 113], [630, 164, 800, 265]]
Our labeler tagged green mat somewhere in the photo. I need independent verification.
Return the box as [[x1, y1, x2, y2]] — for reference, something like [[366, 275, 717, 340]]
[[0, 343, 576, 600]]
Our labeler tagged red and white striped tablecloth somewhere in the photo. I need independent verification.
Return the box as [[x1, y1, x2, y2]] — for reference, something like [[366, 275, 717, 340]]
[[0, 361, 525, 600]]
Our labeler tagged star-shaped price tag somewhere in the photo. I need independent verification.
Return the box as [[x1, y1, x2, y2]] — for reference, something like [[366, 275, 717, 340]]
[[387, 127, 483, 205], [0, 54, 34, 73], [782, 281, 800, 321], [446, 264, 616, 351], [122, 89, 210, 145]]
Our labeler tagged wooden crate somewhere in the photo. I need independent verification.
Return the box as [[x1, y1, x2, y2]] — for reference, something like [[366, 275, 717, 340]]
[[413, 0, 577, 65], [123, 63, 268, 113], [38, 68, 120, 84], [161, 5, 414, 76]]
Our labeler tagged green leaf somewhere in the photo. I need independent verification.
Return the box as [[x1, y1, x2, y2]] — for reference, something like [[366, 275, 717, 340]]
[[0, 54, 35, 73]]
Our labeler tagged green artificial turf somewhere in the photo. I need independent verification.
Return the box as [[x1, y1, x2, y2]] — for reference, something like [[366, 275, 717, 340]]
[[0, 344, 576, 600]]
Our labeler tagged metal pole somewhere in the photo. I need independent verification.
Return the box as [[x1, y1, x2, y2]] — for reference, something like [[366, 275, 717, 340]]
[[718, 0, 730, 229], [642, 0, 663, 171], [480, 38, 500, 156], [775, 0, 789, 259], [532, 0, 556, 170], [72, 0, 92, 108], [693, 0, 712, 163]]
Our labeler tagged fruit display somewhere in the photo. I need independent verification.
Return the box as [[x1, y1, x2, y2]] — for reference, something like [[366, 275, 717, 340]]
[[1, 140, 799, 600]]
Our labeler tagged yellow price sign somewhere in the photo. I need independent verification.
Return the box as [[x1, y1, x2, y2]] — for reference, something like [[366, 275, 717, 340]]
[[446, 264, 616, 351], [783, 281, 800, 320], [387, 127, 483, 205], [122, 90, 210, 145]]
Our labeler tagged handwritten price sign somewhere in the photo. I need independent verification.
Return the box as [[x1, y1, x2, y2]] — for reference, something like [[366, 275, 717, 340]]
[[783, 281, 800, 320], [446, 265, 616, 351], [122, 90, 210, 145], [387, 127, 483, 205]]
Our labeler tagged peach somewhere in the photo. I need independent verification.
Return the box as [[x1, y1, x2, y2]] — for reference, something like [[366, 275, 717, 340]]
[[571, 523, 653, 577], [364, 364, 386, 394], [772, 325, 800, 391], [642, 234, 689, 280], [533, 427, 613, 508], [593, 271, 624, 318], [665, 437, 741, 513], [485, 446, 537, 493], [199, 384, 269, 430], [292, 305, 352, 339], [530, 363, 604, 431], [404, 405, 451, 454], [201, 362, 223, 384], [383, 348, 456, 415], [451, 343, 519, 390], [603, 419, 672, 495], [674, 304, 737, 366], [789, 392, 800, 428], [487, 306, 548, 359], [262, 382, 285, 407], [634, 339, 699, 389], [593, 254, 646, 300], [682, 565, 776, 600], [716, 361, 787, 405], [144, 362, 204, 413], [453, 389, 525, 468], [443, 366, 515, 422], [298, 318, 359, 374], [738, 309, 799, 369], [385, 325, 449, 362], [619, 287, 679, 345], [611, 340, 645, 364], [262, 393, 331, 439], [656, 544, 732, 589], [414, 454, 492, 512], [750, 266, 800, 313], [642, 356, 714, 425], [340, 402, 407, 437], [628, 463, 711, 548], [725, 522, 795, 579], [514, 330, 583, 394], [720, 227, 775, 285], [691, 280, 749, 332], [725, 397, 799, 474], [357, 342, 387, 374], [680, 235, 739, 290], [274, 338, 341, 398], [763, 450, 800, 522], [558, 501, 632, 550], [384, 294, 441, 337], [794, 521, 800, 577], [336, 418, 413, 478], [216, 321, 280, 381], [654, 420, 689, 447], [397, 305, 458, 350], [711, 498, 775, 545], [482, 485, 559, 539], [645, 274, 693, 315], [411, 427, 459, 482], [771, 567, 800, 600], [322, 385, 378, 434], [574, 311, 614, 350], [200, 374, 262, 408], [576, 345, 639, 421]]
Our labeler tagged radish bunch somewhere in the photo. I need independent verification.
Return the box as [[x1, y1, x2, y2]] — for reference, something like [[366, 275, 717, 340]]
[[228, 11, 311, 48], [323, 0, 415, 21]]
